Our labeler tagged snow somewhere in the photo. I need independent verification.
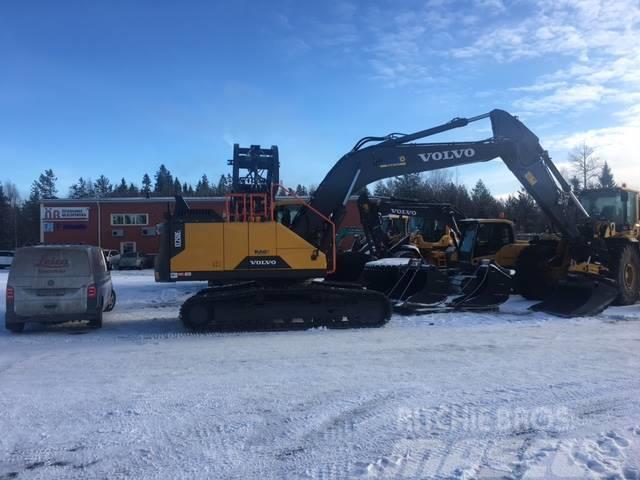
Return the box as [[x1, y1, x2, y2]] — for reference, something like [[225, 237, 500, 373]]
[[366, 258, 412, 267], [0, 270, 639, 479]]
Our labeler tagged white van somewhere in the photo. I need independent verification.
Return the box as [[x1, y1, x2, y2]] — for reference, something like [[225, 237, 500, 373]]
[[5, 245, 116, 332]]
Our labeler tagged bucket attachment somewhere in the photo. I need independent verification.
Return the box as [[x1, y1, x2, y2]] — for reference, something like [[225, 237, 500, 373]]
[[362, 258, 449, 308], [448, 261, 513, 310], [529, 273, 618, 318], [399, 260, 450, 306], [327, 251, 373, 282], [363, 258, 513, 313]]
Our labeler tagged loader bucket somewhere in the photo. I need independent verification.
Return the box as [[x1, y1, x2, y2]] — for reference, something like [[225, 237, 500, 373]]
[[529, 273, 618, 318], [449, 261, 513, 310]]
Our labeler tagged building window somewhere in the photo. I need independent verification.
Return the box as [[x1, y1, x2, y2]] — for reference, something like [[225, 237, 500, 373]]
[[111, 213, 148, 226], [121, 241, 136, 254]]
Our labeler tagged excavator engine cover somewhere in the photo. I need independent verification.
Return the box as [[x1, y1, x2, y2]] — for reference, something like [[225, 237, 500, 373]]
[[529, 273, 618, 317]]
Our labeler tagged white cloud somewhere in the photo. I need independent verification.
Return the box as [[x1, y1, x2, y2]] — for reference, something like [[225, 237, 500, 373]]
[[514, 84, 612, 113], [510, 81, 567, 93], [545, 105, 640, 186]]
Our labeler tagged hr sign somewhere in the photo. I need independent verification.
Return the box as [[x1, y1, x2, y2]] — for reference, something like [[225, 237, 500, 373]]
[[42, 207, 90, 222]]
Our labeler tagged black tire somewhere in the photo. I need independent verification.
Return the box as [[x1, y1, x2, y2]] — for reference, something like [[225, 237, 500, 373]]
[[515, 244, 558, 300], [610, 244, 640, 306], [88, 307, 103, 329], [104, 290, 116, 312]]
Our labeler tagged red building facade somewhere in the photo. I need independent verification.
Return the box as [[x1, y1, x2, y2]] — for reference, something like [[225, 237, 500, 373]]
[[40, 197, 363, 254]]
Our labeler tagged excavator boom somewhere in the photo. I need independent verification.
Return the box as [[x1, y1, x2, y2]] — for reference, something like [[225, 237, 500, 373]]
[[294, 110, 590, 263]]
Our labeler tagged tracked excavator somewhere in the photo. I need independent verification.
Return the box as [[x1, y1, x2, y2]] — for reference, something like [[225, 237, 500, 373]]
[[156, 109, 632, 330]]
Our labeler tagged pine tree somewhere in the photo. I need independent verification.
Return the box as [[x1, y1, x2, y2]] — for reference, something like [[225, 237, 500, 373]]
[[19, 186, 42, 246], [128, 182, 139, 196], [68, 177, 94, 198], [392, 174, 424, 199], [154, 165, 174, 196], [141, 173, 152, 197], [295, 184, 308, 196], [93, 175, 112, 198], [3, 182, 19, 249], [33, 169, 58, 199], [113, 178, 129, 197], [598, 161, 615, 188], [0, 185, 11, 249], [569, 175, 582, 192], [196, 174, 211, 196], [373, 181, 392, 197], [470, 179, 500, 217], [173, 178, 183, 195], [217, 174, 230, 194]]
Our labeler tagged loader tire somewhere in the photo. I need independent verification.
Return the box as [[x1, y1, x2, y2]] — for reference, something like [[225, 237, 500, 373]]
[[515, 245, 557, 300], [610, 245, 640, 306]]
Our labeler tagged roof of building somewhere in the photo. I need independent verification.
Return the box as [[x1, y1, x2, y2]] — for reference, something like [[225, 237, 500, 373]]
[[40, 195, 314, 205]]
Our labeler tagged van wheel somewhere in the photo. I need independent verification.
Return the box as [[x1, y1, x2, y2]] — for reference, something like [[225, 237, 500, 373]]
[[88, 308, 103, 329], [104, 290, 116, 312], [5, 321, 25, 333]]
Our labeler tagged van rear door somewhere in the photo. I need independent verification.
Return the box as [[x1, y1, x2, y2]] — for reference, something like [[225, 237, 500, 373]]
[[10, 248, 91, 316]]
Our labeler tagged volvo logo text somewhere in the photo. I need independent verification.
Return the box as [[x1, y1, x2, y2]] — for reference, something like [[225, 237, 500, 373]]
[[418, 148, 475, 163], [249, 259, 277, 266], [390, 208, 417, 216]]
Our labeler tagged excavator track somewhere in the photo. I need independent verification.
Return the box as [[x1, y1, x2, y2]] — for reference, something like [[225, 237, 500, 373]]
[[179, 281, 391, 332]]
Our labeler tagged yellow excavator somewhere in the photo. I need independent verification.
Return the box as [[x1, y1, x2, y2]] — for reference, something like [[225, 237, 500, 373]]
[[156, 110, 636, 329]]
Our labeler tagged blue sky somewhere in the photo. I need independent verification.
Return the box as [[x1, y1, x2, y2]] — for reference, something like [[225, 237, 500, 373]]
[[1, 0, 639, 198]]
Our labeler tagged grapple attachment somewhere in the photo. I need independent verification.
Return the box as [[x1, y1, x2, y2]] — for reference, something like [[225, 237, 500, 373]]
[[362, 258, 513, 313], [448, 261, 514, 310], [362, 258, 449, 307], [529, 273, 618, 317]]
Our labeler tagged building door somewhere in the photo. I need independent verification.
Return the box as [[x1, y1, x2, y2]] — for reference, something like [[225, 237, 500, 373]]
[[120, 241, 136, 254]]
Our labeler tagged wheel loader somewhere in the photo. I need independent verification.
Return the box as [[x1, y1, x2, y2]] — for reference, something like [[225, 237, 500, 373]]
[[155, 109, 635, 330]]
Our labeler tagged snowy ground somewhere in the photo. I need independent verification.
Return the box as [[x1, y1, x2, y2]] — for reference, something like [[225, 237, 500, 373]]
[[0, 270, 639, 479]]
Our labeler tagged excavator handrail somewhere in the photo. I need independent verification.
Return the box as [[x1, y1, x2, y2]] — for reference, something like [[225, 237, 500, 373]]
[[273, 182, 338, 274]]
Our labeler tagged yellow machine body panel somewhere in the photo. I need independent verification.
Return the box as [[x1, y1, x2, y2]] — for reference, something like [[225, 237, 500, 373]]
[[491, 242, 529, 268], [249, 222, 277, 256], [171, 223, 225, 272], [169, 221, 326, 276], [224, 223, 250, 270]]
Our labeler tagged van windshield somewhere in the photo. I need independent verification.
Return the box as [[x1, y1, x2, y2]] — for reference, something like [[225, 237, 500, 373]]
[[12, 249, 90, 276]]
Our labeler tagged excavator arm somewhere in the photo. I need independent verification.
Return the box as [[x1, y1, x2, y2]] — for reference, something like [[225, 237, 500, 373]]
[[293, 109, 590, 263]]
